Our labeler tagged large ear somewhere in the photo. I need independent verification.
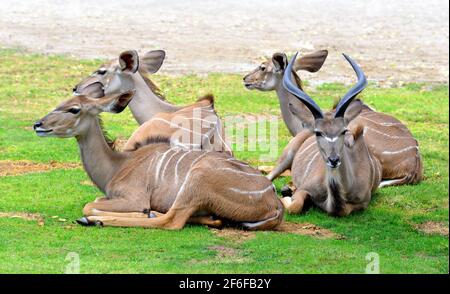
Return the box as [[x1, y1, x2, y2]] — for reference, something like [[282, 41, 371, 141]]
[[272, 53, 288, 72], [288, 99, 315, 131], [140, 50, 166, 74], [343, 99, 363, 124], [119, 50, 139, 73], [97, 90, 135, 113], [294, 50, 328, 72]]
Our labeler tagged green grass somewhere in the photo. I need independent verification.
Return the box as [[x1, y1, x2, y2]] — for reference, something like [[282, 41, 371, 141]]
[[0, 49, 448, 273]]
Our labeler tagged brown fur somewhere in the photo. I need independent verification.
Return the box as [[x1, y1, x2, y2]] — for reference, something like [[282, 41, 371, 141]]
[[245, 52, 422, 187], [35, 93, 283, 230]]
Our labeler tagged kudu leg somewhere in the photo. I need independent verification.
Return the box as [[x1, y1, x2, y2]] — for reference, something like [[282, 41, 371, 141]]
[[81, 206, 197, 229], [83, 200, 222, 227], [281, 190, 309, 214], [267, 130, 312, 181], [82, 199, 150, 218]]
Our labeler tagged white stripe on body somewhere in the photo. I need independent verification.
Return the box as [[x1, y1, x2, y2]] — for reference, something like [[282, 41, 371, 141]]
[[174, 152, 210, 199], [161, 149, 182, 179], [229, 184, 274, 196], [382, 146, 419, 155], [364, 127, 414, 139], [154, 149, 174, 182], [358, 114, 405, 126], [301, 151, 320, 183]]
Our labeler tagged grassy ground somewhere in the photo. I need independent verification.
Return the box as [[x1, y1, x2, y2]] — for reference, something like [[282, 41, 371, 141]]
[[0, 48, 448, 273]]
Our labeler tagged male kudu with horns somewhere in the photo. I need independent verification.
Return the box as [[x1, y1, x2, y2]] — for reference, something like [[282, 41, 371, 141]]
[[244, 51, 422, 187], [33, 91, 283, 229], [281, 53, 381, 216], [73, 50, 231, 154]]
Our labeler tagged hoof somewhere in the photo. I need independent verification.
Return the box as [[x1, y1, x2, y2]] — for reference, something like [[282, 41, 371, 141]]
[[76, 217, 93, 226], [94, 220, 104, 227], [280, 185, 293, 197]]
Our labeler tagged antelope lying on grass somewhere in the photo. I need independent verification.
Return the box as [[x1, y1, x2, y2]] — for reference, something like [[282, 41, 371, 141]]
[[245, 51, 422, 187], [74, 50, 231, 154], [280, 53, 381, 216], [33, 92, 283, 230]]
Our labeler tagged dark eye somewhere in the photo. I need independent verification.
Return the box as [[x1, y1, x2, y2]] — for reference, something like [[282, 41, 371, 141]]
[[68, 108, 81, 114], [315, 131, 323, 137], [260, 65, 266, 71], [341, 130, 348, 135], [97, 69, 107, 75]]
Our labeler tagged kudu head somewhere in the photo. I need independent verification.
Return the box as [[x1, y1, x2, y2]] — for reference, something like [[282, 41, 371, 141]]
[[33, 91, 135, 138], [243, 50, 328, 91], [73, 50, 165, 98], [283, 53, 367, 169]]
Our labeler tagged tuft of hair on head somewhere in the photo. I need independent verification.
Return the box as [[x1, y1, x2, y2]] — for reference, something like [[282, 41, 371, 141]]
[[131, 136, 171, 151], [196, 94, 215, 106]]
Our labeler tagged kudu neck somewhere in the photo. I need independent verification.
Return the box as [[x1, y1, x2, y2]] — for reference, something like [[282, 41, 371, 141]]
[[76, 117, 127, 193], [129, 73, 181, 125], [275, 73, 304, 136]]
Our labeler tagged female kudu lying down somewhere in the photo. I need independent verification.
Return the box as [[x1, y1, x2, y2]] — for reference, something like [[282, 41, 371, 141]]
[[74, 50, 231, 154], [244, 51, 422, 187], [33, 92, 283, 230], [280, 53, 381, 216]]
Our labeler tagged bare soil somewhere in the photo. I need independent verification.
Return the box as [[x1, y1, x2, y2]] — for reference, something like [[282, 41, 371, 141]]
[[0, 212, 44, 226], [210, 221, 340, 242], [0, 160, 80, 176], [0, 0, 448, 85], [415, 221, 449, 236]]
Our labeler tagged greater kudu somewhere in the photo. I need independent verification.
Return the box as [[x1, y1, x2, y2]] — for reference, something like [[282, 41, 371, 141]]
[[33, 92, 283, 230], [245, 51, 422, 187], [280, 53, 381, 216], [74, 50, 231, 154]]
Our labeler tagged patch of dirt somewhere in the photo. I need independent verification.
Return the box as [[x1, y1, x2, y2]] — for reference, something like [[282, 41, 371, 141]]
[[210, 222, 341, 241], [275, 222, 341, 239], [210, 228, 256, 243], [0, 160, 80, 176], [415, 221, 449, 237], [0, 212, 44, 226], [206, 245, 249, 264], [208, 245, 239, 258]]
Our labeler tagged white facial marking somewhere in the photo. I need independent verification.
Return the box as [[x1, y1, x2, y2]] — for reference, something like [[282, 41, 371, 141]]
[[324, 136, 338, 142]]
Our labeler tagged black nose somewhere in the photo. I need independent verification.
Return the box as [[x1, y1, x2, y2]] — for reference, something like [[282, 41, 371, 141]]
[[33, 121, 42, 130], [73, 86, 78, 92], [327, 156, 340, 167]]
